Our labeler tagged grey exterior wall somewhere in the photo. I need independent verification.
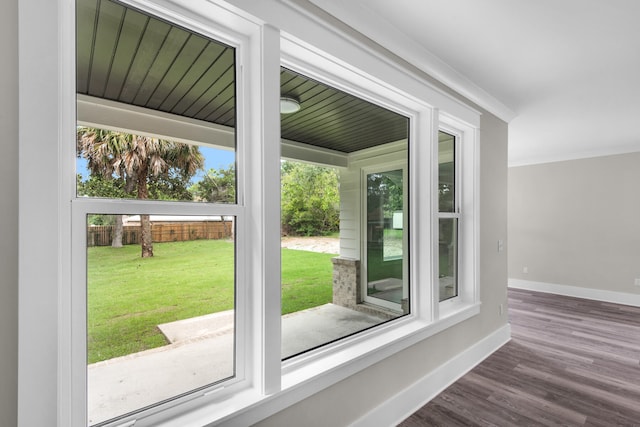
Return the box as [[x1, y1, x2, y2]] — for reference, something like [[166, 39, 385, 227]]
[[258, 111, 509, 427], [0, 0, 19, 425], [509, 153, 640, 293]]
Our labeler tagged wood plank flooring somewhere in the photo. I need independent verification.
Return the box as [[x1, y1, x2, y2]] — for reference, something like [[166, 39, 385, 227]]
[[400, 288, 640, 426]]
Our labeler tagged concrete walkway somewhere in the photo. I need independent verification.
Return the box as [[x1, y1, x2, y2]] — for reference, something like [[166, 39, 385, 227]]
[[88, 304, 386, 425], [281, 303, 385, 358]]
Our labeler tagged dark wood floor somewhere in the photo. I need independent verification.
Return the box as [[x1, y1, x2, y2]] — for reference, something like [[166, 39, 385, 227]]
[[400, 288, 640, 426]]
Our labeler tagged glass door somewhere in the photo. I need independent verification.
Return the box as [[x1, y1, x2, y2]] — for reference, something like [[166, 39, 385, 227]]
[[363, 165, 408, 312]]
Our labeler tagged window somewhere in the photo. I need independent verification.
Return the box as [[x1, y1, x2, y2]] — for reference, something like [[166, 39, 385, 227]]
[[74, 0, 245, 424], [438, 130, 458, 301], [19, 0, 482, 425], [84, 214, 236, 425], [435, 120, 479, 311], [279, 66, 410, 358]]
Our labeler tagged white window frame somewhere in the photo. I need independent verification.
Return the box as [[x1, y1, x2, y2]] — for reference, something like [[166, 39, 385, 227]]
[[436, 128, 461, 304], [278, 50, 432, 365], [64, 0, 282, 426], [276, 35, 481, 395], [436, 116, 480, 319], [19, 0, 482, 425]]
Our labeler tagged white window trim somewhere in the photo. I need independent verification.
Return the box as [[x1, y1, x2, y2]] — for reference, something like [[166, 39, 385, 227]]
[[19, 0, 481, 425]]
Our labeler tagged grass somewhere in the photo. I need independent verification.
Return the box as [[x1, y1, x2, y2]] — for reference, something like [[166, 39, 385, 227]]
[[87, 239, 336, 363], [281, 249, 335, 315]]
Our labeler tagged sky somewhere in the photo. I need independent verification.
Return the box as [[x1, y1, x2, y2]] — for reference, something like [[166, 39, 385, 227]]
[[77, 145, 236, 182]]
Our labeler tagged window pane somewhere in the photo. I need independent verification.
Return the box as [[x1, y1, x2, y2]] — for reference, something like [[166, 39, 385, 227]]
[[87, 214, 235, 425], [439, 217, 458, 301], [366, 169, 405, 299], [279, 67, 410, 359], [76, 0, 236, 203], [438, 131, 455, 212]]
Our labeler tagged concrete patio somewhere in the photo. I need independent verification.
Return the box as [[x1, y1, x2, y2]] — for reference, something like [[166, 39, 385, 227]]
[[88, 304, 387, 425]]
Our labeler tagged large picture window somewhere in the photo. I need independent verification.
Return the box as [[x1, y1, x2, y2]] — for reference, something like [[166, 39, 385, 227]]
[[279, 67, 410, 358]]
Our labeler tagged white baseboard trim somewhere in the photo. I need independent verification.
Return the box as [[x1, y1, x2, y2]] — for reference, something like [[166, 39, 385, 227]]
[[350, 324, 512, 427], [508, 279, 640, 308]]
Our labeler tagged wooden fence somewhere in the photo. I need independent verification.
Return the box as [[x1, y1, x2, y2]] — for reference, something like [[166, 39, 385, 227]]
[[87, 221, 233, 247]]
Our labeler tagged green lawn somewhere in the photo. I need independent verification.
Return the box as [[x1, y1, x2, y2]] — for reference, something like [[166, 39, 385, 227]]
[[281, 249, 334, 314], [87, 239, 336, 363]]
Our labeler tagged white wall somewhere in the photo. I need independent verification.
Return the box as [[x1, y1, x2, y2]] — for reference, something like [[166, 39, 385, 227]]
[[0, 0, 19, 425], [509, 153, 640, 299]]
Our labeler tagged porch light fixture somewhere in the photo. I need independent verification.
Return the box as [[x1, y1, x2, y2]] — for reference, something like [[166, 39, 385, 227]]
[[280, 96, 301, 114]]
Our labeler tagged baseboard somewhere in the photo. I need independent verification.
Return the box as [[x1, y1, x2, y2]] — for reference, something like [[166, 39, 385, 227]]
[[350, 323, 512, 427], [508, 279, 640, 308]]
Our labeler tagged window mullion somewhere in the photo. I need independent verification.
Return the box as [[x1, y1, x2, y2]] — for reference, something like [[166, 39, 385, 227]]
[[245, 23, 282, 395]]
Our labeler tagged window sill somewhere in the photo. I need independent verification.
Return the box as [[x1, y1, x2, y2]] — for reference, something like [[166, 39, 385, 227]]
[[282, 301, 480, 387]]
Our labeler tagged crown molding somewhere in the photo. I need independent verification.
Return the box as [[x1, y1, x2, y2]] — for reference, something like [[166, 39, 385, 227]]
[[306, 0, 516, 123], [509, 145, 640, 167]]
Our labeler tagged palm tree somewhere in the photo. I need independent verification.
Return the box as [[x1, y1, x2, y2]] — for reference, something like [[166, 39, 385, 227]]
[[77, 127, 204, 257]]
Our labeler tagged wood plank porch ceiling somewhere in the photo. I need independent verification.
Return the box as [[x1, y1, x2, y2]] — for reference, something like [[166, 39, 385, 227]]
[[76, 0, 409, 153]]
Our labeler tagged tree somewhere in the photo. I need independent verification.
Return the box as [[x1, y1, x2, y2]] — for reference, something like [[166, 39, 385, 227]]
[[366, 171, 403, 219], [77, 173, 129, 245], [281, 161, 340, 236], [77, 127, 204, 257], [77, 173, 128, 199], [190, 165, 236, 203]]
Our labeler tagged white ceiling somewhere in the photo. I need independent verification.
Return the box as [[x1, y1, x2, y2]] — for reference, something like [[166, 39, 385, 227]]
[[308, 0, 640, 166]]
